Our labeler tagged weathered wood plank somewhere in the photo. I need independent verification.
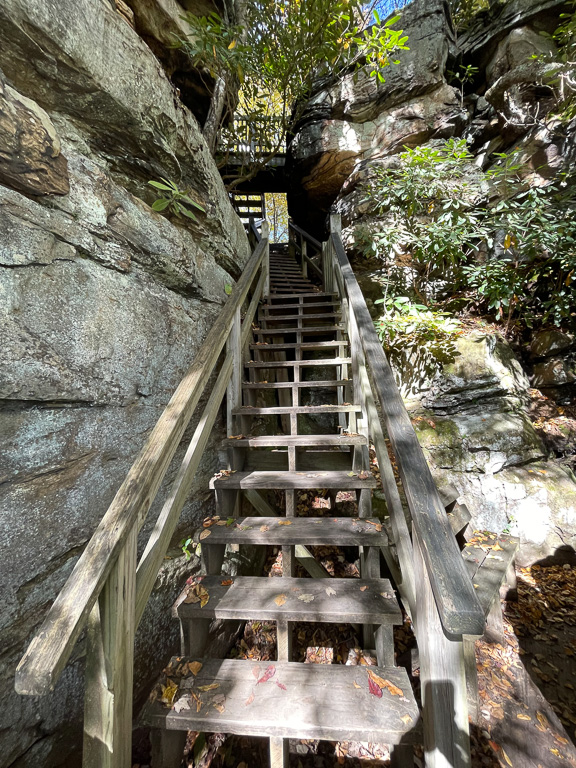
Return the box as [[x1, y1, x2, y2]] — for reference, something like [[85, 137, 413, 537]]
[[143, 659, 420, 743], [260, 302, 338, 310], [330, 225, 484, 636], [224, 435, 367, 447], [194, 515, 387, 546], [242, 380, 349, 389], [233, 405, 360, 415], [413, 528, 471, 768], [246, 358, 352, 368], [176, 576, 401, 624], [249, 341, 346, 350], [255, 325, 345, 335], [15, 235, 269, 696], [210, 470, 376, 490], [462, 533, 519, 617], [83, 524, 137, 768], [266, 292, 337, 300], [135, 356, 233, 625]]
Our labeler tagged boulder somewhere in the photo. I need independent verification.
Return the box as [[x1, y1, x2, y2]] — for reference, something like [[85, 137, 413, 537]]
[[532, 358, 576, 389], [288, 0, 458, 232], [530, 329, 576, 359], [423, 332, 530, 413], [0, 73, 69, 196], [485, 26, 557, 85]]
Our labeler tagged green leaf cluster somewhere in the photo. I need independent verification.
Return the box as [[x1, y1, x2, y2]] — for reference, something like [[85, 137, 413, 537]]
[[358, 138, 576, 332], [175, 0, 408, 180], [148, 178, 206, 222]]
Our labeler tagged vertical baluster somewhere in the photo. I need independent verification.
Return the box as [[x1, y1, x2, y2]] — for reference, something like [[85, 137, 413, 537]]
[[83, 525, 137, 768], [262, 221, 270, 298]]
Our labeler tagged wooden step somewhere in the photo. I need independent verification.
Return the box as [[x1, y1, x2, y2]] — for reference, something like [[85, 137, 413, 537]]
[[255, 325, 345, 335], [176, 576, 401, 624], [462, 533, 519, 617], [233, 404, 360, 415], [144, 659, 419, 743], [249, 341, 346, 351], [243, 380, 349, 389], [224, 434, 367, 447], [260, 312, 341, 321], [210, 470, 376, 491], [266, 292, 337, 300], [197, 515, 384, 546], [260, 301, 339, 310], [246, 358, 351, 368]]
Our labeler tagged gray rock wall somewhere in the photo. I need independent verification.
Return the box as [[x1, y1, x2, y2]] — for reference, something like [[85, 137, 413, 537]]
[[287, 0, 576, 566], [0, 1, 249, 765]]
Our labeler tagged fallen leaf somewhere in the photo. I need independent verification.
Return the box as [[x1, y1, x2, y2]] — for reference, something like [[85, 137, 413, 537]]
[[360, 585, 369, 592], [257, 665, 276, 684], [212, 693, 226, 713], [198, 684, 220, 692], [401, 714, 413, 724], [368, 676, 383, 698], [274, 594, 287, 606], [199, 529, 211, 540], [221, 579, 233, 586], [502, 748, 513, 766], [353, 681, 361, 689], [191, 691, 203, 712], [187, 661, 203, 676], [160, 679, 178, 707], [357, 471, 371, 480], [536, 711, 549, 729], [516, 713, 531, 721], [251, 667, 261, 679], [278, 520, 292, 526], [298, 593, 315, 603], [260, 525, 270, 532], [368, 669, 403, 696], [245, 693, 254, 706], [216, 521, 228, 526], [325, 586, 337, 596], [173, 696, 191, 713], [276, 681, 287, 690]]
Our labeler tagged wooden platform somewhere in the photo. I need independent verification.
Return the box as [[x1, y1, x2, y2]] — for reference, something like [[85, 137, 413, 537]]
[[144, 659, 420, 744]]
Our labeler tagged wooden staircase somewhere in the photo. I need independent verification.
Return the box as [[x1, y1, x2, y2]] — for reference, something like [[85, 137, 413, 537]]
[[16, 216, 505, 768], [143, 246, 419, 765]]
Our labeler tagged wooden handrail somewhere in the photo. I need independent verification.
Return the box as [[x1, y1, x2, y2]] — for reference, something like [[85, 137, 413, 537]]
[[289, 221, 322, 251], [15, 234, 269, 697], [328, 225, 484, 636]]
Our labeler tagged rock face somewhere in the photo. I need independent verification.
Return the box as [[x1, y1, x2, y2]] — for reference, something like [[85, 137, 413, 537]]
[[288, 0, 459, 234], [0, 1, 249, 765], [287, 0, 576, 569], [410, 333, 576, 567]]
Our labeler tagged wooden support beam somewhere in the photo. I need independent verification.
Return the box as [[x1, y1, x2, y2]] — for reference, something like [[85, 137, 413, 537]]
[[83, 525, 137, 768], [414, 527, 471, 768]]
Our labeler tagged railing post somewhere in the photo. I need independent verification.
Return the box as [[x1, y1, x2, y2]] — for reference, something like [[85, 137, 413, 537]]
[[226, 307, 242, 438], [301, 237, 308, 278], [413, 526, 471, 768], [83, 524, 137, 768], [261, 220, 270, 298]]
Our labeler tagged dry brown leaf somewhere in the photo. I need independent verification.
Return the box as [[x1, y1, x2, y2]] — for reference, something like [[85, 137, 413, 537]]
[[160, 679, 178, 707], [352, 681, 361, 689], [260, 525, 270, 532], [401, 714, 413, 724], [278, 520, 292, 526], [274, 594, 287, 606], [199, 529, 212, 540], [245, 693, 254, 706], [360, 586, 369, 592], [187, 661, 203, 676], [502, 748, 513, 766], [221, 579, 233, 586], [516, 713, 531, 721], [368, 668, 403, 696], [198, 683, 220, 692]]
